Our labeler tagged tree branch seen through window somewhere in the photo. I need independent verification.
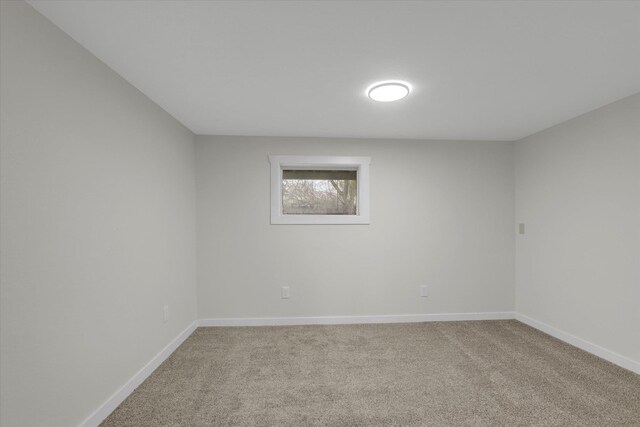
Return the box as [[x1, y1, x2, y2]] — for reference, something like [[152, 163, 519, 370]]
[[282, 170, 357, 215]]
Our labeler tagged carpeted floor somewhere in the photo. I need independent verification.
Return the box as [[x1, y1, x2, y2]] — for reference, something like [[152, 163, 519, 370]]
[[101, 320, 640, 426]]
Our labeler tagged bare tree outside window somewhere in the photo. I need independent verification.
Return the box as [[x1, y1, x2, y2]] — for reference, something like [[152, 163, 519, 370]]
[[282, 170, 357, 215]]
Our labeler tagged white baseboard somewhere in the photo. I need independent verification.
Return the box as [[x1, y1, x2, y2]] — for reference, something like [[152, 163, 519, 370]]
[[198, 311, 515, 327], [78, 321, 198, 427], [515, 313, 640, 375]]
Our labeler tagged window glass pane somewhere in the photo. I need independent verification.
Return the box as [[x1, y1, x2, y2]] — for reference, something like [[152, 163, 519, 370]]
[[282, 169, 357, 215]]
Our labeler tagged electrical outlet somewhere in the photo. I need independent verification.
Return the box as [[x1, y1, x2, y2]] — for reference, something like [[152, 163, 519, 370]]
[[162, 305, 169, 322], [518, 223, 525, 235], [420, 286, 428, 297], [281, 286, 290, 299]]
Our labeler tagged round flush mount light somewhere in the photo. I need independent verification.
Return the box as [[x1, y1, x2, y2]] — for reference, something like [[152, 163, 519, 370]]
[[367, 81, 410, 102]]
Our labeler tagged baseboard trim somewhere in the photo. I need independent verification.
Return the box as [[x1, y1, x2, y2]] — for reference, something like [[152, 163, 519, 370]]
[[515, 313, 640, 375], [78, 320, 198, 427], [198, 311, 515, 327]]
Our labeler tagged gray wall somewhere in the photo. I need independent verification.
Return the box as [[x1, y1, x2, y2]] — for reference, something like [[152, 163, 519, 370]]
[[515, 93, 640, 364], [196, 136, 515, 319], [0, 2, 197, 426]]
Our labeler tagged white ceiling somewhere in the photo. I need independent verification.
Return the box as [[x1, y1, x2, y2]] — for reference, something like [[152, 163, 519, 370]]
[[29, 1, 640, 141]]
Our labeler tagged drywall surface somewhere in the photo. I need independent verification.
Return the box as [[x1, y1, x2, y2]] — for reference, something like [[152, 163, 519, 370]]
[[196, 136, 515, 319], [0, 2, 197, 426], [515, 93, 640, 364]]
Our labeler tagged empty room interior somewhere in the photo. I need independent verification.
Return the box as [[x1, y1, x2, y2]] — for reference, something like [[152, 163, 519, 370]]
[[1, 1, 639, 426]]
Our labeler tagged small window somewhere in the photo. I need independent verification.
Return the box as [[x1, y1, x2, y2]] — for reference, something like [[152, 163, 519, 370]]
[[282, 169, 357, 215], [270, 156, 370, 224]]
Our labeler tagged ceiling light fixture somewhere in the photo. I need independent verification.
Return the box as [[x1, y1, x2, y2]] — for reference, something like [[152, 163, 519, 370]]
[[367, 81, 410, 102]]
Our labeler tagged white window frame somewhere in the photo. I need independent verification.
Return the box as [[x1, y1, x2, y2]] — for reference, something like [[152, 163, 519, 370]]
[[269, 155, 371, 225]]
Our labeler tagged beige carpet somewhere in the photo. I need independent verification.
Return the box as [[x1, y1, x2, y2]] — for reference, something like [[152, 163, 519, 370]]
[[101, 320, 640, 426]]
